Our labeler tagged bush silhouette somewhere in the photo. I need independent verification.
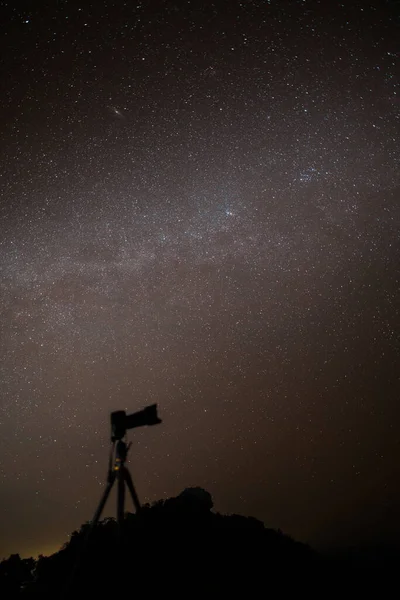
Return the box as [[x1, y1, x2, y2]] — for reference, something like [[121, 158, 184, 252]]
[[2, 488, 321, 598]]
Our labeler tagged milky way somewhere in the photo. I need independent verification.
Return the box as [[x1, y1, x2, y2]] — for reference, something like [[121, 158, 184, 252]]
[[0, 0, 399, 557]]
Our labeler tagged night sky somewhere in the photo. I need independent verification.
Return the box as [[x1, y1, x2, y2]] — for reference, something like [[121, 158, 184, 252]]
[[1, 0, 399, 559]]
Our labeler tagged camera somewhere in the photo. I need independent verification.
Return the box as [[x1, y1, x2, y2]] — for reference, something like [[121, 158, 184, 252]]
[[111, 404, 161, 441]]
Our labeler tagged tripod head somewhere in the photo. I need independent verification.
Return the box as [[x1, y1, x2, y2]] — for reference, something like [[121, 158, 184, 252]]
[[110, 404, 161, 441]]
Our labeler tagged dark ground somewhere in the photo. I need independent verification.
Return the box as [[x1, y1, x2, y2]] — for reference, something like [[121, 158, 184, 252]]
[[1, 488, 398, 598]]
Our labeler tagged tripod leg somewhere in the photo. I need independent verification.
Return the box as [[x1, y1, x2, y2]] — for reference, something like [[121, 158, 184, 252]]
[[91, 471, 116, 528], [123, 467, 141, 513], [117, 469, 125, 526]]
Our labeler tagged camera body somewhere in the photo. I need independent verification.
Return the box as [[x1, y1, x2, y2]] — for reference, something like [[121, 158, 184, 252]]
[[111, 404, 161, 440]]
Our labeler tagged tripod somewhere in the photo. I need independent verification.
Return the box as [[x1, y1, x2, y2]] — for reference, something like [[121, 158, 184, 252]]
[[92, 439, 141, 528], [61, 406, 161, 598]]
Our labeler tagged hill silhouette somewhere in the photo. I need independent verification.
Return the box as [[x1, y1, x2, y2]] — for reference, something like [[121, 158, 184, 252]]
[[2, 487, 398, 597], [1, 487, 322, 597]]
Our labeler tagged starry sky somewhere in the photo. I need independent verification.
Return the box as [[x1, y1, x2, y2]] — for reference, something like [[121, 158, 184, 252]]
[[0, 0, 399, 558]]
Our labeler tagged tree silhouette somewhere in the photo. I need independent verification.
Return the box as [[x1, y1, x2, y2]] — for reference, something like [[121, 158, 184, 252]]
[[0, 554, 35, 599]]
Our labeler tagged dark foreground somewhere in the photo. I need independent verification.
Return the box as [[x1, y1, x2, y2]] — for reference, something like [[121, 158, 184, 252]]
[[1, 488, 398, 597]]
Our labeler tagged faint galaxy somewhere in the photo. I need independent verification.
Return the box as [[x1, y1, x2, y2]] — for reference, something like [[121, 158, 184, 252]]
[[0, 0, 399, 557]]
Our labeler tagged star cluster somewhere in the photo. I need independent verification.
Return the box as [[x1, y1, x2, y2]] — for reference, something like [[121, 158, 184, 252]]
[[0, 0, 399, 557]]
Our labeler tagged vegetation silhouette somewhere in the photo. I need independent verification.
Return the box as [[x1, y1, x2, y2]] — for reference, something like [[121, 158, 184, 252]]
[[1, 487, 323, 597], [3, 486, 398, 597]]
